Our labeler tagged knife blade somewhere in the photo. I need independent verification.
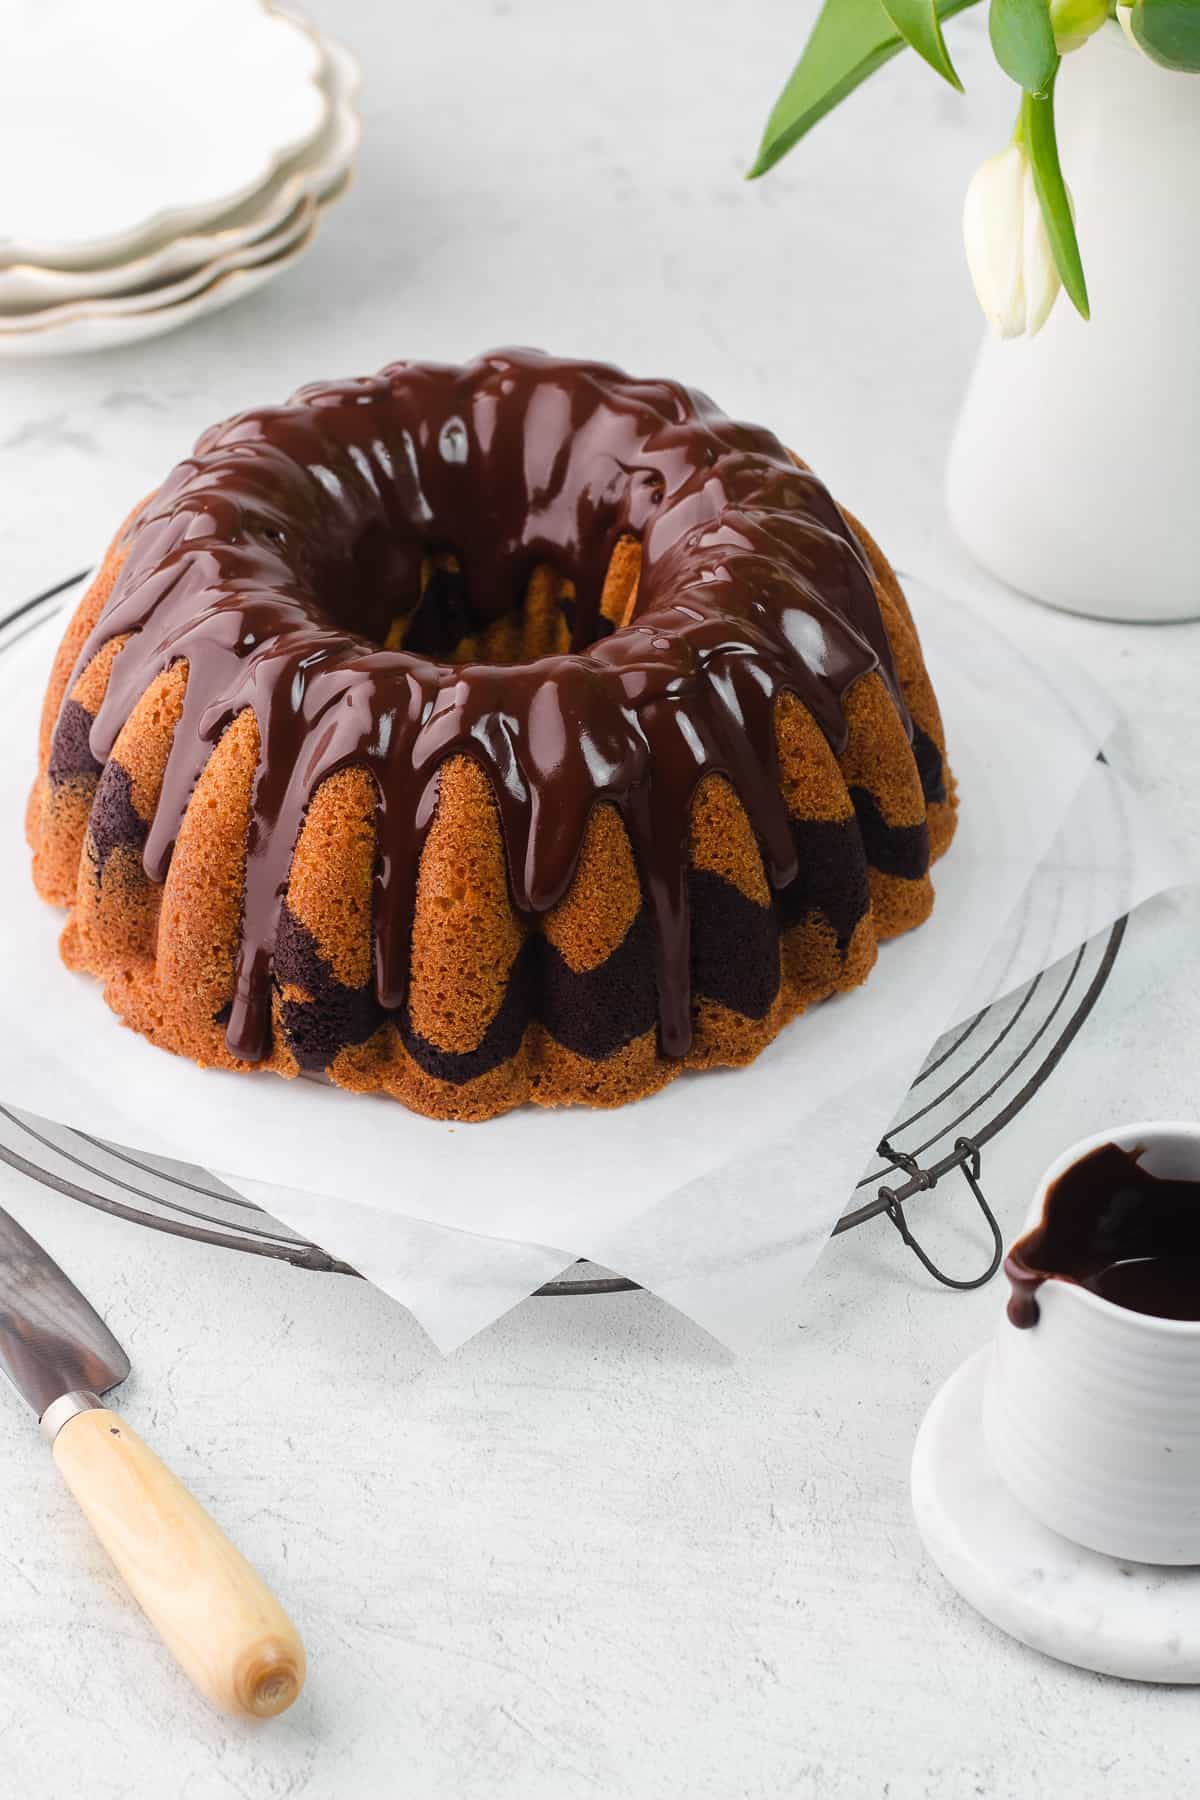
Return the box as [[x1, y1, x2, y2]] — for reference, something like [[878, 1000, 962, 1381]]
[[0, 1203, 305, 1718], [0, 1205, 129, 1415]]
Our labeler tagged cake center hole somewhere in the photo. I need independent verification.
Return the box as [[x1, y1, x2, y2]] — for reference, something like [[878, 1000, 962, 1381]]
[[323, 523, 636, 665]]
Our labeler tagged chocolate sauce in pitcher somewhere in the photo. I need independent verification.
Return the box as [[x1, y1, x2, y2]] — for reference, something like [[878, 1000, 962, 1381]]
[[1005, 1141, 1200, 1328]]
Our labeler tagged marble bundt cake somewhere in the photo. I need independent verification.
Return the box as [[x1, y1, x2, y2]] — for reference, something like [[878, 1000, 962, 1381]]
[[28, 350, 956, 1121]]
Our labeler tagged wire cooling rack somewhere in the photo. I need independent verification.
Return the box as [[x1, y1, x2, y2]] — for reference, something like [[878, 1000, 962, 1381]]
[[0, 573, 1127, 1298]]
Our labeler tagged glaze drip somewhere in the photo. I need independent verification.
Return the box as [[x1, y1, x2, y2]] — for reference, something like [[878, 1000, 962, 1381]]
[[74, 350, 909, 1065]]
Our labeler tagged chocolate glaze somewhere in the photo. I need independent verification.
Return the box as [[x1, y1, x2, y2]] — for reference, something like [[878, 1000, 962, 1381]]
[[67, 350, 918, 1067], [1006, 1142, 1200, 1328]]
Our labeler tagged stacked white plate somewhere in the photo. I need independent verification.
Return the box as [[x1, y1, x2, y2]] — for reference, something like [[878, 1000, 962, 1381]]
[[0, 0, 360, 357]]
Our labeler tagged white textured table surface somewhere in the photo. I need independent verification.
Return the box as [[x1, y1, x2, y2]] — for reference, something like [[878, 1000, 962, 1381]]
[[3, 5, 1199, 1795]]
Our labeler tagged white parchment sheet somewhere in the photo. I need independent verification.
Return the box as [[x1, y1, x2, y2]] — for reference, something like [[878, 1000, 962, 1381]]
[[0, 580, 1187, 1350]]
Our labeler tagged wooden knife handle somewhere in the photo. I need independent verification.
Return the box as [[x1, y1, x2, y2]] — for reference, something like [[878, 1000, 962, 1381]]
[[51, 1407, 305, 1718]]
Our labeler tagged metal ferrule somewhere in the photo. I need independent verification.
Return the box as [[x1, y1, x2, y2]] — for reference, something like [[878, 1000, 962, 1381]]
[[40, 1389, 104, 1445]]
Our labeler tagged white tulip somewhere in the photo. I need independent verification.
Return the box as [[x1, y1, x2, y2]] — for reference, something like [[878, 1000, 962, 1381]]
[[1019, 161, 1061, 335], [1117, 3, 1141, 52], [962, 144, 1062, 339], [1050, 0, 1109, 52]]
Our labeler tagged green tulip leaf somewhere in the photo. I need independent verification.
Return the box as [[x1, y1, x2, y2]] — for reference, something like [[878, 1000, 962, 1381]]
[[881, 0, 965, 86], [1022, 74, 1090, 319], [989, 0, 1058, 92], [749, 0, 980, 178], [1131, 0, 1200, 70]]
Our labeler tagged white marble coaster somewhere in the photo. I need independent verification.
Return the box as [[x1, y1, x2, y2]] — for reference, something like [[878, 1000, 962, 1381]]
[[912, 1347, 1200, 1683]]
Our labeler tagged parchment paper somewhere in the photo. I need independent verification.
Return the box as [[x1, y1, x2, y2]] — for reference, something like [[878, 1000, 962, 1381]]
[[0, 580, 1186, 1350]]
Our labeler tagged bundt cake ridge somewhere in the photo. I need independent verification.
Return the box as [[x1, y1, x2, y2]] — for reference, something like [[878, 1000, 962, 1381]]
[[28, 350, 957, 1121]]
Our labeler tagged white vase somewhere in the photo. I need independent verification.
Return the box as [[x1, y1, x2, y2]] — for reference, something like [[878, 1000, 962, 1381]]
[[946, 23, 1200, 621]]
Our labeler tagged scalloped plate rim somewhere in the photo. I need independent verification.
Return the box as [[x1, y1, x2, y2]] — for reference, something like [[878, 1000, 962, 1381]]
[[0, 11, 341, 267]]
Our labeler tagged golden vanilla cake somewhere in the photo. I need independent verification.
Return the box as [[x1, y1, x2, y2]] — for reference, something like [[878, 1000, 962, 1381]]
[[27, 350, 956, 1120]]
